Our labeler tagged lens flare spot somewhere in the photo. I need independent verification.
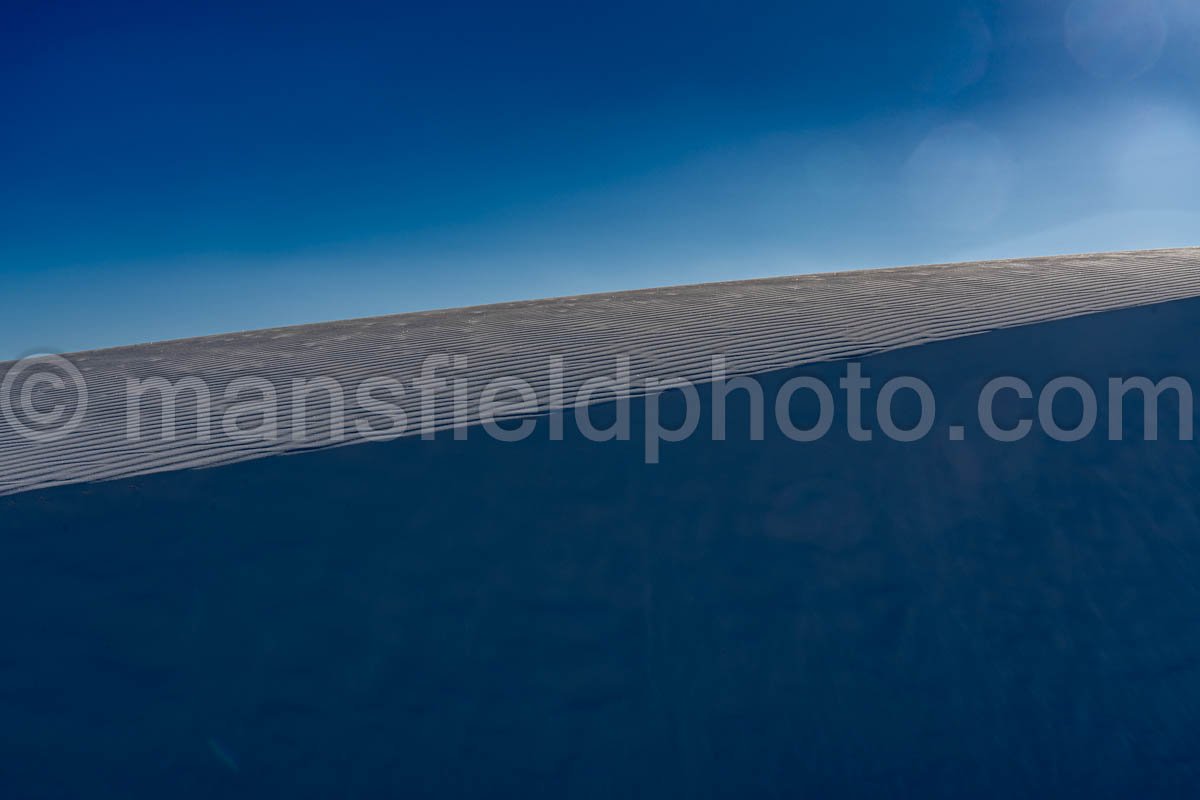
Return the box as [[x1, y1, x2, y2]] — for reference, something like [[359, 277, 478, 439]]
[[1065, 0, 1167, 80], [905, 122, 1014, 232]]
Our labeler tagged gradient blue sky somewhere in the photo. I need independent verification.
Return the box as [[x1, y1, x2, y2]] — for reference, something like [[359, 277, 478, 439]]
[[3, 0, 1199, 357]]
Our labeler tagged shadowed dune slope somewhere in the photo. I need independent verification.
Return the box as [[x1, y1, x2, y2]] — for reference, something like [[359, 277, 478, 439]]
[[4, 289, 1200, 796], [2, 247, 1200, 495]]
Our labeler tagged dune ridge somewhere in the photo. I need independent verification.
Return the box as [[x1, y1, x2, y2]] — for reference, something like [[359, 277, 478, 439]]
[[2, 246, 1199, 497]]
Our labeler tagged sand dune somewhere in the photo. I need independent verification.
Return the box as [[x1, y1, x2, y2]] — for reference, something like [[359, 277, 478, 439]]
[[2, 247, 1199, 496], [6, 252, 1200, 796]]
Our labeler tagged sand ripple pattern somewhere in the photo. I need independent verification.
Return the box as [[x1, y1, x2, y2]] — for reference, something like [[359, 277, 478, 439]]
[[2, 248, 1199, 496]]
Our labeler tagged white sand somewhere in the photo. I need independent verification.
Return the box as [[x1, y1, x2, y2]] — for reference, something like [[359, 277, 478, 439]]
[[2, 247, 1198, 496]]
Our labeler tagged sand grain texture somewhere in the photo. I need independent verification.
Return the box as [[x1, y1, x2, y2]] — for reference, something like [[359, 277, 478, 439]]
[[2, 247, 1199, 495]]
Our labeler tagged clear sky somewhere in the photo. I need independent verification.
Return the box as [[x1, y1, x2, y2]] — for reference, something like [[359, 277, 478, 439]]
[[3, 0, 1199, 357]]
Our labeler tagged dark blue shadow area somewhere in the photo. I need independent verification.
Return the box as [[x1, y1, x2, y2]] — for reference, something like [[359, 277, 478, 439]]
[[4, 298, 1200, 798]]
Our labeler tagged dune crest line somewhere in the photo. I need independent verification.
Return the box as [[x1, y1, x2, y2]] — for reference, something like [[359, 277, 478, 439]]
[[2, 247, 1199, 496]]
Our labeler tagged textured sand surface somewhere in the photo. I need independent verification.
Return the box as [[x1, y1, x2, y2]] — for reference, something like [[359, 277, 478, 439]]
[[5, 294, 1200, 797], [2, 247, 1199, 496]]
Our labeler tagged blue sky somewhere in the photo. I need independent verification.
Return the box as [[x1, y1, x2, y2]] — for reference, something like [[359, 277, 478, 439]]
[[3, 0, 1199, 357]]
